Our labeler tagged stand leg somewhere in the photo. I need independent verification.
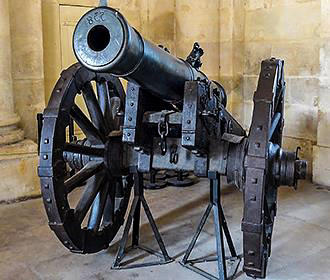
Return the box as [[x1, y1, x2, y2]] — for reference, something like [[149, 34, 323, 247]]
[[113, 196, 139, 267], [141, 196, 171, 261], [181, 203, 213, 264], [211, 173, 227, 280], [112, 171, 173, 269], [220, 206, 237, 258], [180, 171, 241, 280], [132, 173, 143, 246]]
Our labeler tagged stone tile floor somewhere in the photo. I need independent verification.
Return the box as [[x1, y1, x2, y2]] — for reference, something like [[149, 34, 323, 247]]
[[0, 179, 329, 280]]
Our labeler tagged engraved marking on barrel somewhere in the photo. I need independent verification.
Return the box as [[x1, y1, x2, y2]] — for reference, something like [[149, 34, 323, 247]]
[[86, 12, 106, 25]]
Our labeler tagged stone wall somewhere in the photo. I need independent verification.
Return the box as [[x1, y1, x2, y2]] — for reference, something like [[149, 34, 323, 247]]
[[1, 0, 329, 202], [219, 0, 330, 184]]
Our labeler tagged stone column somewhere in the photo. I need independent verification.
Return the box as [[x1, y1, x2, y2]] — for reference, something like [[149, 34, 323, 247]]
[[0, 0, 24, 145], [0, 0, 40, 202], [9, 0, 45, 142], [175, 0, 220, 82]]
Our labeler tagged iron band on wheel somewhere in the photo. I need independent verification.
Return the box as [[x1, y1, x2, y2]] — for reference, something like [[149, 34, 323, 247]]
[[38, 64, 133, 253]]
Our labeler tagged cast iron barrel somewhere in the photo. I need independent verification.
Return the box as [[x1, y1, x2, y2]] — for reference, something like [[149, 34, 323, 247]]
[[73, 6, 211, 103]]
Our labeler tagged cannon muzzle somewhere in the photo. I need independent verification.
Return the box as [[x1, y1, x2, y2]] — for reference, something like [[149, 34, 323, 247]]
[[73, 6, 209, 103]]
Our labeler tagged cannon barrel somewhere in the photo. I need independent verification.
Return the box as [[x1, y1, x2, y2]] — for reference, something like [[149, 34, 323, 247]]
[[73, 6, 213, 103]]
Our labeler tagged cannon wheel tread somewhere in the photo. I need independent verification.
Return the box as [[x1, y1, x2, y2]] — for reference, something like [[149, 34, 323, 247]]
[[39, 63, 132, 254], [242, 58, 285, 278]]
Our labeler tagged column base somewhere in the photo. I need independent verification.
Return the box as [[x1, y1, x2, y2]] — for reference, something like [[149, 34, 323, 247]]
[[0, 139, 39, 202], [0, 128, 24, 145], [0, 114, 24, 145]]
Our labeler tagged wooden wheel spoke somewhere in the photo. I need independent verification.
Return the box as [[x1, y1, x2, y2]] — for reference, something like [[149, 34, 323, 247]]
[[268, 112, 282, 141], [82, 82, 108, 134], [102, 180, 117, 227], [87, 182, 109, 232], [74, 172, 106, 225], [96, 81, 114, 131], [65, 161, 104, 193], [96, 81, 110, 115], [70, 104, 105, 143], [63, 143, 105, 157]]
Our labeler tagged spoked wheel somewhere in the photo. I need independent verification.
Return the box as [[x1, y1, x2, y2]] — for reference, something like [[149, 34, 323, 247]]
[[39, 63, 133, 253], [242, 59, 306, 278]]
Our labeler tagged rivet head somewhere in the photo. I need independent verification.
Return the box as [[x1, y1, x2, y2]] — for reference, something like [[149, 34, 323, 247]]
[[46, 198, 52, 203], [130, 102, 134, 107], [127, 133, 131, 137], [187, 120, 191, 124], [248, 250, 255, 256], [43, 154, 48, 160], [44, 138, 49, 144], [255, 142, 260, 148], [128, 117, 132, 121], [44, 184, 49, 189], [252, 178, 258, 184], [186, 136, 190, 141]]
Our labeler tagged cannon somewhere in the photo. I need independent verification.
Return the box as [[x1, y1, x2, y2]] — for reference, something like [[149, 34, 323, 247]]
[[38, 5, 307, 279]]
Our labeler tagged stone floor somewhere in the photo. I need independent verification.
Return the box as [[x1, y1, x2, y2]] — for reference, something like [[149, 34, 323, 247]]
[[0, 179, 329, 280]]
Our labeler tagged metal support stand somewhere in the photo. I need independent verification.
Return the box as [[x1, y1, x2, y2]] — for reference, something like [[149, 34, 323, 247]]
[[180, 171, 241, 280], [112, 171, 173, 269]]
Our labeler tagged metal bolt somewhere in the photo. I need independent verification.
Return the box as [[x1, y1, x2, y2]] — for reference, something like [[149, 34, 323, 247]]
[[43, 154, 48, 160], [264, 72, 271, 79], [130, 102, 134, 107], [186, 136, 190, 141], [127, 133, 131, 137], [46, 198, 52, 203], [250, 195, 256, 201], [44, 184, 49, 189], [187, 120, 191, 124], [44, 138, 49, 144]]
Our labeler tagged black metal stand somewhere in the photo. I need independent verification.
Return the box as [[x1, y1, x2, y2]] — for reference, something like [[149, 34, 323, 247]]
[[112, 172, 173, 269], [180, 171, 241, 280]]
